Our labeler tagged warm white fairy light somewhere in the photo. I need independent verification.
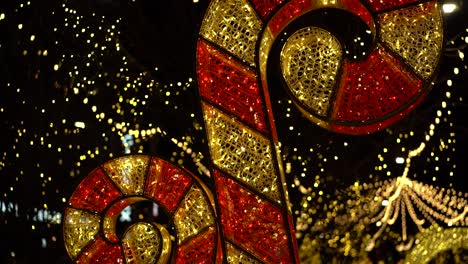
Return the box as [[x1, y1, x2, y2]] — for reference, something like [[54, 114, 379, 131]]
[[365, 142, 468, 251]]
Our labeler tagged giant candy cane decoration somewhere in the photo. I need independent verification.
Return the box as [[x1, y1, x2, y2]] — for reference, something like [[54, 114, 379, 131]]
[[63, 0, 443, 263]]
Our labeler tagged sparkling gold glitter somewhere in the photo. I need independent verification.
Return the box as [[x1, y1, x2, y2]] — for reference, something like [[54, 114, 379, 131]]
[[173, 185, 214, 244], [102, 155, 149, 195], [259, 28, 274, 80], [281, 27, 343, 117], [122, 223, 163, 264], [226, 242, 261, 263], [203, 103, 281, 203], [379, 2, 443, 79], [200, 0, 263, 66], [63, 208, 100, 259]]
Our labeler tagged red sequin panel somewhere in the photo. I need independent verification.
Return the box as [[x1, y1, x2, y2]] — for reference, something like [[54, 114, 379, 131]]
[[331, 93, 426, 134], [197, 40, 268, 134], [363, 0, 423, 13], [268, 0, 311, 36], [342, 0, 373, 28], [144, 158, 193, 213], [175, 228, 216, 264], [68, 168, 122, 213], [76, 237, 124, 264], [333, 46, 422, 124], [214, 170, 291, 263], [251, 0, 285, 20]]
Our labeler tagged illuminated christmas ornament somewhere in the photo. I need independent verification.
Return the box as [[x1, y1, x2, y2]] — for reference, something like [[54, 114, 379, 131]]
[[63, 0, 447, 263], [63, 156, 219, 263], [198, 0, 443, 134]]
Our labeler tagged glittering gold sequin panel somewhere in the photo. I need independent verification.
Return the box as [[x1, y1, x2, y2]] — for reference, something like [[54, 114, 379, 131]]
[[200, 0, 263, 66], [122, 223, 162, 264], [102, 155, 149, 195], [259, 28, 274, 80], [378, 1, 442, 79], [281, 27, 343, 117], [63, 208, 100, 259], [173, 185, 214, 244], [226, 242, 261, 264], [203, 103, 281, 203]]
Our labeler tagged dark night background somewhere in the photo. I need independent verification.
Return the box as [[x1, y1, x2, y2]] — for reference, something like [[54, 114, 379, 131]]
[[1, 0, 467, 263]]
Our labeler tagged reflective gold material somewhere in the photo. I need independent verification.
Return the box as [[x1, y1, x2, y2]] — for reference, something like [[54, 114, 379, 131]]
[[102, 155, 149, 195], [155, 224, 172, 264], [200, 0, 263, 66], [226, 242, 261, 264], [63, 208, 100, 259], [122, 223, 164, 264], [103, 197, 146, 243], [174, 185, 214, 244], [281, 27, 343, 117], [259, 28, 274, 80], [203, 103, 281, 203], [379, 2, 442, 79], [404, 226, 468, 264], [312, 0, 343, 9]]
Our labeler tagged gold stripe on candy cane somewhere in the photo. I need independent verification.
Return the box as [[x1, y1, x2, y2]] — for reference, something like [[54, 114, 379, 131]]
[[202, 102, 282, 204], [200, 0, 263, 66], [378, 1, 443, 80]]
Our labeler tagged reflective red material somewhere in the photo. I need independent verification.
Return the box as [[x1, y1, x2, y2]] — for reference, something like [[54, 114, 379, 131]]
[[175, 228, 216, 264], [214, 170, 291, 263], [68, 168, 121, 213], [363, 0, 423, 13], [268, 0, 311, 36], [333, 47, 422, 124], [76, 237, 124, 264], [251, 0, 285, 20], [145, 158, 192, 213], [197, 40, 268, 134], [331, 93, 426, 134]]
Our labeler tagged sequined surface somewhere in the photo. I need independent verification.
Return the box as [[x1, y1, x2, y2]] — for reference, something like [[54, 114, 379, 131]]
[[281, 27, 343, 117], [268, 0, 311, 36], [102, 155, 149, 195], [68, 168, 122, 213], [199, 0, 263, 66], [102, 197, 146, 243], [379, 1, 442, 79], [63, 208, 100, 259], [215, 171, 292, 263], [173, 185, 215, 244], [75, 237, 124, 264], [255, 0, 443, 134], [122, 223, 162, 264], [175, 227, 216, 264], [226, 242, 261, 264], [64, 155, 217, 263], [203, 103, 281, 203], [333, 46, 423, 123], [250, 0, 285, 20], [197, 40, 268, 134], [145, 158, 193, 213], [364, 0, 424, 13]]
